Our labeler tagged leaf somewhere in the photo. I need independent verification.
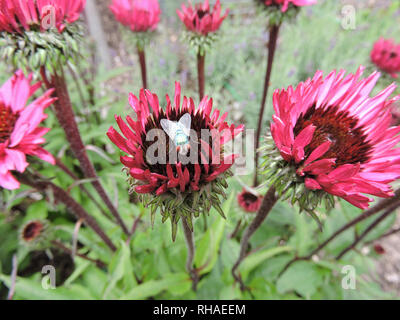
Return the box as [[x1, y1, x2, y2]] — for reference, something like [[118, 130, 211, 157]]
[[288, 212, 312, 256], [24, 201, 48, 221], [0, 274, 94, 300], [276, 261, 323, 298], [103, 241, 135, 299], [120, 273, 190, 300], [64, 260, 91, 286], [194, 193, 234, 274], [240, 246, 293, 280]]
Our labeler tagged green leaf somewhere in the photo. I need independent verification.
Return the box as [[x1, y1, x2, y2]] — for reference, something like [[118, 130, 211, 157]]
[[24, 201, 48, 221], [194, 193, 234, 274], [288, 212, 312, 256], [0, 274, 94, 300], [276, 261, 323, 298], [103, 241, 136, 299], [120, 273, 190, 300], [240, 246, 293, 280]]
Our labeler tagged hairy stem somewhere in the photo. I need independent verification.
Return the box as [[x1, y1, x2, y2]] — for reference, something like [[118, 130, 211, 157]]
[[18, 172, 117, 252], [336, 202, 400, 260], [42, 67, 129, 235], [279, 190, 400, 275], [197, 52, 205, 101], [137, 46, 148, 89], [253, 24, 280, 187], [182, 217, 199, 291], [232, 186, 277, 290]]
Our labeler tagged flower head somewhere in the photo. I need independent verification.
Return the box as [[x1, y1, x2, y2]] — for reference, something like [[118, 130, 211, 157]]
[[0, 0, 86, 33], [262, 0, 317, 12], [237, 189, 262, 213], [373, 243, 385, 255], [110, 0, 161, 32], [177, 0, 229, 36], [0, 70, 55, 190], [20, 219, 52, 249], [108, 82, 243, 239], [263, 67, 400, 211], [371, 38, 400, 78]]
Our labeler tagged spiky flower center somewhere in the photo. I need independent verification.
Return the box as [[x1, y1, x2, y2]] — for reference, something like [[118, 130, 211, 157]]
[[294, 105, 372, 167], [193, 6, 210, 26], [381, 49, 398, 60], [22, 221, 43, 242], [0, 102, 17, 144], [241, 191, 259, 206], [141, 108, 217, 187]]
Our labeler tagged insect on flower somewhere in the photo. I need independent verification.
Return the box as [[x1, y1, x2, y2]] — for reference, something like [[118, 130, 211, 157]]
[[161, 113, 194, 156]]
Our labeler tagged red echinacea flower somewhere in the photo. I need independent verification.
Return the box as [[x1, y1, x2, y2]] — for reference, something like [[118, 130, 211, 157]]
[[263, 66, 400, 210], [107, 82, 243, 237], [0, 71, 56, 190], [177, 0, 229, 36], [371, 38, 400, 79], [237, 189, 262, 213], [109, 0, 161, 32], [20, 219, 52, 249], [0, 0, 86, 33], [263, 0, 316, 12]]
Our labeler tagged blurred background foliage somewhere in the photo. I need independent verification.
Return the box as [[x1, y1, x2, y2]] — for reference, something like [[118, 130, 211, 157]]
[[1, 0, 400, 300]]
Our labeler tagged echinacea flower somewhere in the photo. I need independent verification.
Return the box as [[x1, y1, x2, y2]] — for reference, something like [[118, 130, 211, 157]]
[[373, 244, 385, 255], [237, 189, 262, 213], [0, 0, 85, 71], [109, 0, 161, 32], [0, 0, 86, 33], [177, 0, 229, 36], [262, 66, 400, 211], [108, 82, 243, 239], [262, 0, 316, 12], [371, 38, 400, 78], [0, 70, 55, 190], [20, 219, 52, 249]]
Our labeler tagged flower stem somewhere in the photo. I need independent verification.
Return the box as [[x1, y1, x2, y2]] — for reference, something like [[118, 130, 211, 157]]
[[229, 219, 243, 239], [279, 189, 400, 275], [182, 217, 199, 291], [18, 172, 117, 252], [253, 24, 280, 187], [336, 202, 400, 260], [54, 158, 112, 222], [197, 52, 205, 101], [232, 186, 277, 290], [137, 46, 148, 89], [42, 67, 129, 235]]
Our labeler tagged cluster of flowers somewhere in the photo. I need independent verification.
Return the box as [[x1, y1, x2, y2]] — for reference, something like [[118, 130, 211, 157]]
[[1, 0, 400, 229]]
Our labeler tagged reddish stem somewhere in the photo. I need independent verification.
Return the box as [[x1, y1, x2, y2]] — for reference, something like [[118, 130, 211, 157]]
[[232, 186, 277, 290], [279, 190, 400, 276], [182, 217, 199, 291], [43, 68, 129, 235], [55, 158, 112, 221], [336, 202, 400, 260], [197, 52, 205, 101], [18, 172, 117, 252], [253, 24, 280, 187], [137, 46, 148, 89]]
